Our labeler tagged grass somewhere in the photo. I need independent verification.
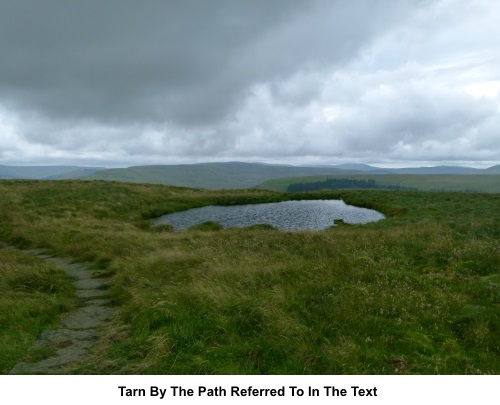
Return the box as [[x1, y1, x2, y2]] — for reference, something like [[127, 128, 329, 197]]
[[0, 180, 498, 374], [0, 247, 77, 373], [257, 174, 500, 193]]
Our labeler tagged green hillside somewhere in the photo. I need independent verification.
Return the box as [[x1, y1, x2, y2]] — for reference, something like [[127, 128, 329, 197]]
[[484, 164, 500, 174], [85, 162, 360, 189], [257, 174, 500, 193]]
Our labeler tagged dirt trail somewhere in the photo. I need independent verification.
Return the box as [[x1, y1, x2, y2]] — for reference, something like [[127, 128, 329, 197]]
[[5, 246, 114, 374]]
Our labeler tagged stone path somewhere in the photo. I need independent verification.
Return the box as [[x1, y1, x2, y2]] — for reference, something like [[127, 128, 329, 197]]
[[5, 246, 115, 374]]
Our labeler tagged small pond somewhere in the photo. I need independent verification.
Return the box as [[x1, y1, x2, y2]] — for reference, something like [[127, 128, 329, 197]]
[[153, 200, 384, 231]]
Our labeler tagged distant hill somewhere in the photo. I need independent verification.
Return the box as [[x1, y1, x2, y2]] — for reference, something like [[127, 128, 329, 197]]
[[2, 162, 499, 190], [329, 164, 484, 175], [85, 161, 500, 189], [44, 167, 107, 180], [484, 164, 500, 174], [0, 165, 104, 180], [330, 163, 383, 172], [85, 162, 360, 189], [387, 166, 483, 175]]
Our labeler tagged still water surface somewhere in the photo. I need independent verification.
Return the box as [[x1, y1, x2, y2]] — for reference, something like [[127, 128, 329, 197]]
[[153, 200, 384, 231]]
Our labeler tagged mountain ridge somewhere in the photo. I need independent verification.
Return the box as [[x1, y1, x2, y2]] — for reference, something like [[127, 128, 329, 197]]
[[0, 165, 104, 180], [1, 162, 499, 189]]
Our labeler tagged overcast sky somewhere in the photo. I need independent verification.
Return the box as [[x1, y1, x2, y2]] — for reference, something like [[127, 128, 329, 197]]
[[1, 0, 499, 168]]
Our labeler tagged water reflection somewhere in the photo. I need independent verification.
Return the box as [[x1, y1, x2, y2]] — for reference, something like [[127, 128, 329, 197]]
[[153, 200, 384, 231]]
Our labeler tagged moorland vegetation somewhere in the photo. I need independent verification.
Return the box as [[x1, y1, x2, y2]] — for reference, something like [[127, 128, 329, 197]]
[[0, 180, 498, 374]]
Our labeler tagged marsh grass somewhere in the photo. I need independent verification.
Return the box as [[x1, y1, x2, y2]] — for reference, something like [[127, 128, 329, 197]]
[[0, 180, 498, 374]]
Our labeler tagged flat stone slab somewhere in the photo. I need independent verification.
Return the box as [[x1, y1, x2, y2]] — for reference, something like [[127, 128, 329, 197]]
[[73, 277, 109, 290], [21, 248, 50, 256], [86, 298, 111, 306], [62, 306, 115, 329], [63, 266, 97, 280], [36, 329, 99, 347], [76, 289, 109, 299], [10, 329, 100, 374]]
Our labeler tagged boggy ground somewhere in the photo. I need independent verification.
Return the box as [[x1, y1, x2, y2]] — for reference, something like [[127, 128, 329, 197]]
[[0, 180, 498, 374]]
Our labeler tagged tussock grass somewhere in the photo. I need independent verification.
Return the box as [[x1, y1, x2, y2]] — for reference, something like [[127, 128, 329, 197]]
[[0, 180, 498, 374], [0, 247, 77, 373]]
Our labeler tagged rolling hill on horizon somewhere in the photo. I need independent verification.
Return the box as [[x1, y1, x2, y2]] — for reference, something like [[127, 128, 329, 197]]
[[329, 163, 494, 174], [0, 165, 103, 180], [1, 162, 499, 190], [85, 161, 500, 189], [85, 162, 361, 189]]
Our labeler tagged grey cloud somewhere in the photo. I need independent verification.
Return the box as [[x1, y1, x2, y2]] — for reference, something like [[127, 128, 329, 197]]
[[0, 1, 296, 121], [0, 0, 422, 127], [1, 0, 499, 167]]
